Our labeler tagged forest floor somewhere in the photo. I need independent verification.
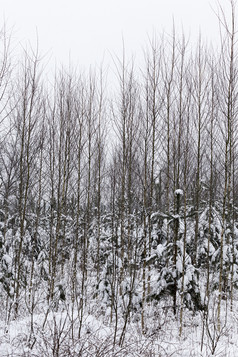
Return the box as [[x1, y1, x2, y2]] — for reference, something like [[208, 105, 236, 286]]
[[1, 294, 238, 357]]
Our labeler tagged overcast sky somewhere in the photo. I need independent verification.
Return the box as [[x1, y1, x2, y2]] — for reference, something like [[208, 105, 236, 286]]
[[1, 0, 227, 70]]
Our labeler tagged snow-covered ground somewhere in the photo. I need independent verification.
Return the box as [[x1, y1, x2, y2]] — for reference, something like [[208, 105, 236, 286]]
[[1, 297, 238, 357]]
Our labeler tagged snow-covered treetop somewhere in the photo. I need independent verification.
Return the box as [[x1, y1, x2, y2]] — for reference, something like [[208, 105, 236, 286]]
[[174, 189, 183, 196]]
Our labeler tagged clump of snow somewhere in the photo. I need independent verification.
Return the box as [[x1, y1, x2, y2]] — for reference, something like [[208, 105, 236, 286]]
[[174, 189, 183, 196], [156, 243, 165, 257], [176, 257, 183, 273], [2, 254, 12, 267]]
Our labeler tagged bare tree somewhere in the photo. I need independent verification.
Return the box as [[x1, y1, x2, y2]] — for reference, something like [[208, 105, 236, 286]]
[[141, 35, 164, 330], [12, 46, 44, 316], [216, 0, 238, 330]]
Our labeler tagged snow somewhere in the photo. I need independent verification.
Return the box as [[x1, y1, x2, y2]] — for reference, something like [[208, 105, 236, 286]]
[[2, 254, 12, 266], [1, 299, 238, 356], [155, 177, 160, 185], [176, 257, 183, 273], [175, 189, 184, 196], [156, 243, 165, 257]]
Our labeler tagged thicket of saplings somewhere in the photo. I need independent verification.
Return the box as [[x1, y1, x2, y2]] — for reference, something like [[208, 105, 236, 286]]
[[1, 3, 238, 354]]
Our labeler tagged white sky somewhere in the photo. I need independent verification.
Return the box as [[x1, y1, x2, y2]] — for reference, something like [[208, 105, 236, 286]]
[[1, 0, 227, 70]]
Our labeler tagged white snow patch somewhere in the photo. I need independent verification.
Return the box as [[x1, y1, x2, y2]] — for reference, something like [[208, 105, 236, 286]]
[[174, 189, 183, 196]]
